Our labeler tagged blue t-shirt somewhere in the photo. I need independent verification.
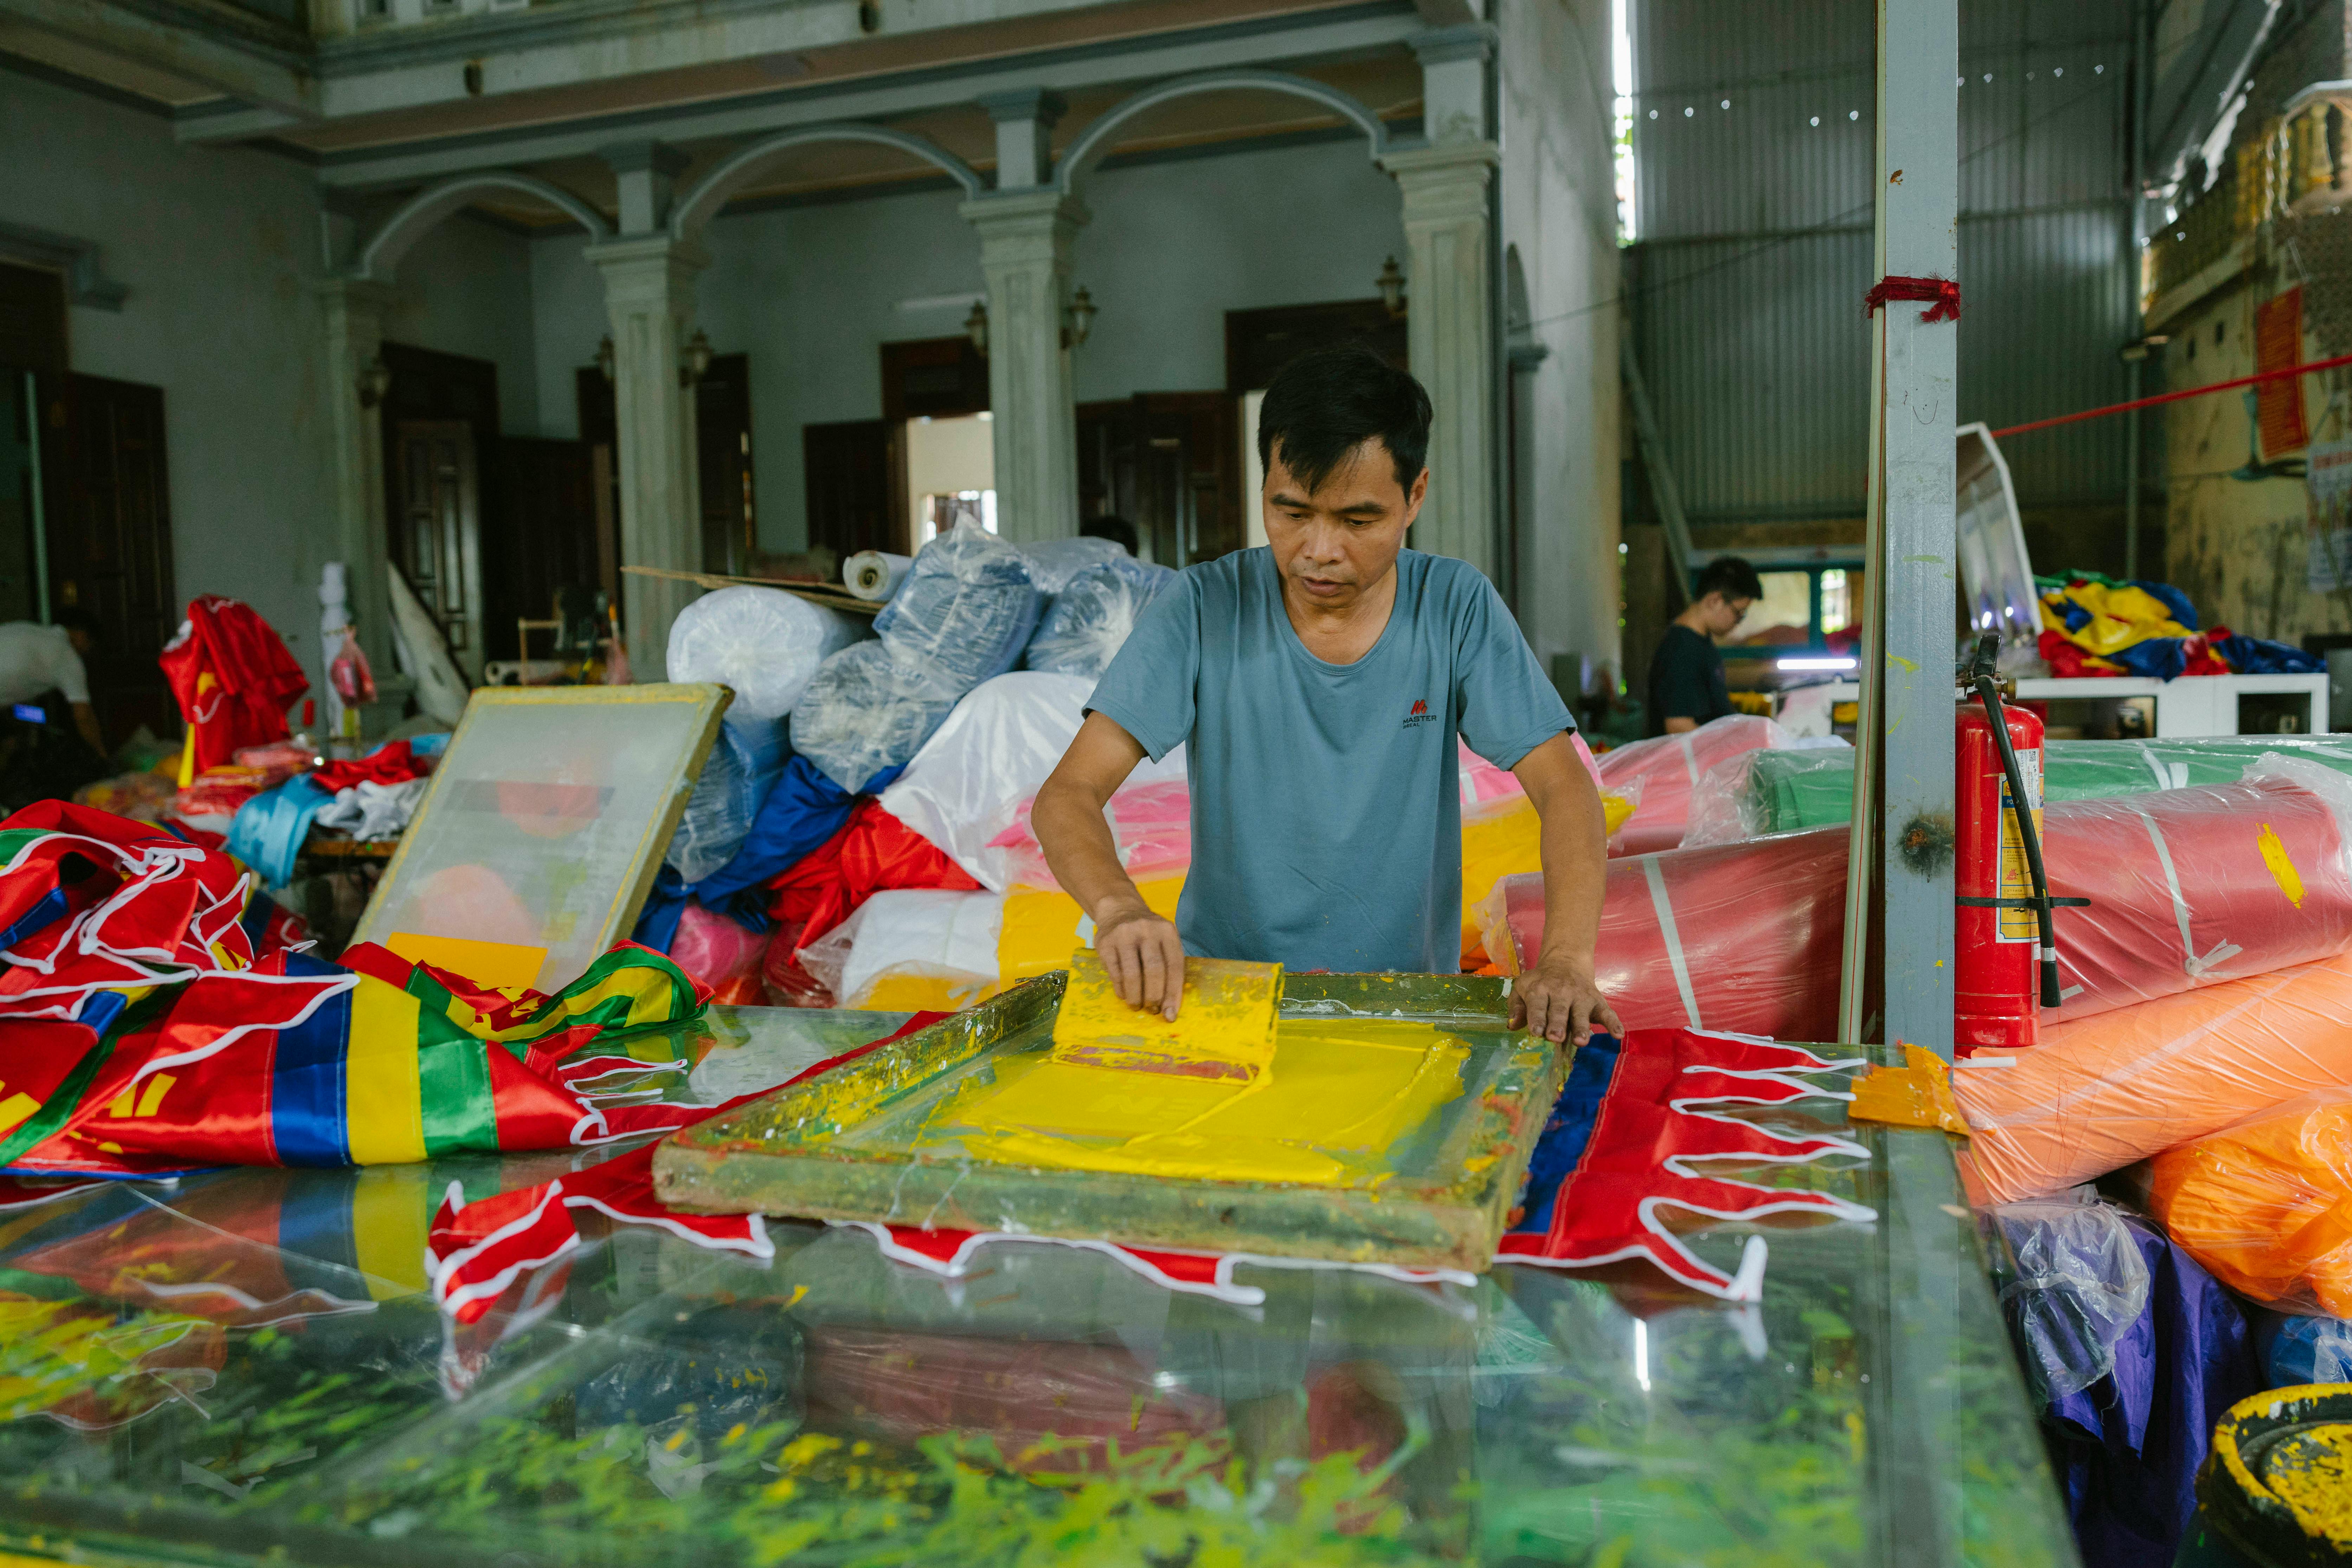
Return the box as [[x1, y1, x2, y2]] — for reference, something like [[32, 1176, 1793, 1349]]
[[1085, 547, 1573, 974]]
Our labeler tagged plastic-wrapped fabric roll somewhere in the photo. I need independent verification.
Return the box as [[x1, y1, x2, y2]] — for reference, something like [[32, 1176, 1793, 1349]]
[[1687, 736, 2352, 845], [1594, 715, 1810, 856], [872, 522, 1045, 695], [1476, 827, 1848, 1041], [842, 551, 913, 602], [1953, 946, 2352, 1205], [2047, 757, 2352, 1021], [1022, 556, 1177, 679], [797, 889, 1005, 1011], [2142, 1091, 2352, 1315], [1015, 536, 1127, 595], [788, 641, 962, 794], [666, 585, 866, 724], [664, 716, 791, 883]]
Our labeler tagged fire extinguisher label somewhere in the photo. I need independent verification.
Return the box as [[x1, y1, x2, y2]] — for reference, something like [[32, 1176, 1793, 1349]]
[[1997, 750, 2044, 943]]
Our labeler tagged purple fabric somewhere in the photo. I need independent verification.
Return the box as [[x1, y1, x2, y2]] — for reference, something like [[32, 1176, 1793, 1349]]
[[2041, 1215, 2258, 1568]]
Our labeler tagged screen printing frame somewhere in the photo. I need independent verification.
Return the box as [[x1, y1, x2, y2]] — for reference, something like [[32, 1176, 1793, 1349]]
[[653, 971, 1566, 1273], [352, 682, 729, 988]]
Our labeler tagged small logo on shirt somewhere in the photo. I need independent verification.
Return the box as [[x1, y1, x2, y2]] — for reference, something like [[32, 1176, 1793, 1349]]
[[1403, 697, 1437, 729]]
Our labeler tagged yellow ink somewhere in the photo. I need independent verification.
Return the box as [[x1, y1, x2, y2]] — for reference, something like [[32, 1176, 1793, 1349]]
[[2260, 822, 2307, 908], [1050, 951, 1282, 1079]]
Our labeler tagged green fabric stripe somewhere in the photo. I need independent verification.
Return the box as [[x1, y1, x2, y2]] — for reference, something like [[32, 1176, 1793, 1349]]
[[405, 965, 456, 1014], [0, 991, 170, 1167], [415, 1037, 498, 1157], [0, 829, 50, 865]]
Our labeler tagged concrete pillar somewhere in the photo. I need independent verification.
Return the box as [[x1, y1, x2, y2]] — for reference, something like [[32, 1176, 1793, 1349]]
[[1383, 139, 1499, 576], [585, 233, 706, 679], [960, 189, 1086, 543], [316, 277, 394, 671]]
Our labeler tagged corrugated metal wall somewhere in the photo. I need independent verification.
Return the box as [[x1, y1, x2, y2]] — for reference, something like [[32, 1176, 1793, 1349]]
[[1628, 0, 2138, 520]]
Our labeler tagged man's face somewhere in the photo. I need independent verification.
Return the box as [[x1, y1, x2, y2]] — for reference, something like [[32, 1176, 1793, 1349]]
[[1262, 437, 1426, 612], [1702, 593, 1752, 639]]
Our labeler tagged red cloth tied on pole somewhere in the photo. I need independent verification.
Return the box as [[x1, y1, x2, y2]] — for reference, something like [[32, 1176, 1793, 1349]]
[[1865, 275, 1962, 323], [159, 597, 309, 775]]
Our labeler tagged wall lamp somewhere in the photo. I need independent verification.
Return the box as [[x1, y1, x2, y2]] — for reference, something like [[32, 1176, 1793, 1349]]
[[964, 290, 1097, 355], [595, 334, 615, 382], [356, 354, 392, 408], [679, 329, 714, 387], [965, 299, 990, 356], [1376, 256, 1407, 320]]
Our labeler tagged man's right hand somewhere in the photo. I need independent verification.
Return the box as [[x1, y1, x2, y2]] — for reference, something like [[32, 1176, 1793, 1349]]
[[1094, 902, 1186, 1020]]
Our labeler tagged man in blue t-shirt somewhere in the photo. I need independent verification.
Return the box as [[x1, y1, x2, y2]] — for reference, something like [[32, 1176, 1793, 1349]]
[[1031, 344, 1620, 1046]]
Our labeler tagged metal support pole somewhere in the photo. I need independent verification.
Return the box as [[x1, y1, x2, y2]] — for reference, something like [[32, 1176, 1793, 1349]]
[[1619, 338, 1696, 588], [2124, 0, 2151, 581]]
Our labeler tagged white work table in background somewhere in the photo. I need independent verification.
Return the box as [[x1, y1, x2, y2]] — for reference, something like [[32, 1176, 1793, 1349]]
[[1782, 671, 2331, 738]]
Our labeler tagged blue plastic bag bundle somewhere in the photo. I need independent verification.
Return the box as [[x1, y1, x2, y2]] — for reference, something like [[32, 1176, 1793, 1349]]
[[2254, 1309, 2352, 1387], [663, 715, 791, 883], [871, 522, 1044, 695], [789, 640, 962, 794], [1024, 556, 1175, 679]]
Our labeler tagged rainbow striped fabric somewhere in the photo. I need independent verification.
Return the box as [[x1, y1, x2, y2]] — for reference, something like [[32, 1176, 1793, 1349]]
[[0, 802, 711, 1178]]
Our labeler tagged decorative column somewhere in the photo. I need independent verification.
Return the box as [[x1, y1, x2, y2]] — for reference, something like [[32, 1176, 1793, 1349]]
[[316, 278, 394, 671], [1384, 23, 1501, 579], [960, 190, 1087, 543], [586, 233, 706, 680]]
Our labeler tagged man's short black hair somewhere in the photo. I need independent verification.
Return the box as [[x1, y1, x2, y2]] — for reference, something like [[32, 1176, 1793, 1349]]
[[1256, 344, 1432, 495], [1080, 515, 1138, 554], [49, 608, 101, 641], [1694, 557, 1765, 604]]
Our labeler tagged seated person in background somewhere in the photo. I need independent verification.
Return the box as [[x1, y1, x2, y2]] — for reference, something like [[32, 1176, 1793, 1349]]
[[1080, 515, 1139, 555], [1646, 557, 1760, 737], [0, 610, 104, 754]]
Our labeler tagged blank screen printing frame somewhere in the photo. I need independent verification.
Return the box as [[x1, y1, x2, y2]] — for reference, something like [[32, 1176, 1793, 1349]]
[[1955, 422, 2040, 660], [652, 969, 1567, 1272], [352, 683, 730, 993]]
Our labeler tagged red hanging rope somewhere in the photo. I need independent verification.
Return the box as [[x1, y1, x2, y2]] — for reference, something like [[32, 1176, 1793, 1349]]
[[1865, 275, 1962, 323], [1990, 349, 2352, 439]]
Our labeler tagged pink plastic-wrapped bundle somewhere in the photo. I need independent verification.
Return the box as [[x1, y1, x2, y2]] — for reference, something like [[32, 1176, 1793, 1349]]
[[2044, 756, 2352, 1022], [1477, 827, 1847, 1039], [1596, 715, 1789, 857]]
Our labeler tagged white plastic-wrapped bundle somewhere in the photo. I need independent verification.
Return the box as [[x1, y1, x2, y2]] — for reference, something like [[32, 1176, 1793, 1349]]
[[666, 585, 867, 725], [798, 889, 1006, 1010], [878, 671, 1186, 889], [664, 716, 790, 883], [1015, 536, 1127, 594], [1024, 557, 1175, 679], [872, 522, 1045, 695], [788, 641, 962, 794]]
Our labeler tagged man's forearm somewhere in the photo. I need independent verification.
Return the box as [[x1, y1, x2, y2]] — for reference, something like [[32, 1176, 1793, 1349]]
[[1033, 783, 1152, 923], [1532, 763, 1608, 969], [71, 704, 103, 755]]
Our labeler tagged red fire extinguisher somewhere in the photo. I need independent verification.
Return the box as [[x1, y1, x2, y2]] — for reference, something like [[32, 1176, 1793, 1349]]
[[1954, 634, 2082, 1052]]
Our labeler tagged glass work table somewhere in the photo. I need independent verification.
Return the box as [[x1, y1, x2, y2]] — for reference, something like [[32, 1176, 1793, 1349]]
[[0, 1006, 2076, 1567]]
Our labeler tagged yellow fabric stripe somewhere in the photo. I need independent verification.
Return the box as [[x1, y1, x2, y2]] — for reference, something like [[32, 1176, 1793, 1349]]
[[348, 1164, 430, 1297], [344, 977, 426, 1165]]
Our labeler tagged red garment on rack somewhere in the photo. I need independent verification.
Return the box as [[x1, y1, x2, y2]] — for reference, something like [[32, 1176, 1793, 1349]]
[[158, 597, 309, 774]]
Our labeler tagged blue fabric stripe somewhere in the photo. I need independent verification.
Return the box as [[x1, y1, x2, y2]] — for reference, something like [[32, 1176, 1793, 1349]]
[[268, 950, 353, 1167], [73, 989, 128, 1037], [1510, 1033, 1622, 1238], [0, 886, 69, 953], [239, 885, 272, 946], [273, 1171, 361, 1273]]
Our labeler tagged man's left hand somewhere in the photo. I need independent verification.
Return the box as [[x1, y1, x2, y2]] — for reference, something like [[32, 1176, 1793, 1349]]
[[1509, 955, 1623, 1046]]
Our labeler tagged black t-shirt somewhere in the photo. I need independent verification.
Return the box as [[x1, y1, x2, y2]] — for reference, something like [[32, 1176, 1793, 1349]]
[[1646, 623, 1731, 737]]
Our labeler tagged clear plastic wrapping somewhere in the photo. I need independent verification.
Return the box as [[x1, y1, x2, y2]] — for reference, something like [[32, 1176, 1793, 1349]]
[[1594, 715, 1824, 856], [1991, 1198, 2153, 1401], [2143, 1088, 2352, 1316], [871, 523, 1045, 696], [1475, 825, 1848, 1040], [664, 716, 791, 883], [1022, 557, 1176, 679], [1013, 536, 1128, 595], [797, 888, 1005, 1010], [664, 585, 866, 724], [2044, 757, 2352, 1021], [788, 642, 963, 794]]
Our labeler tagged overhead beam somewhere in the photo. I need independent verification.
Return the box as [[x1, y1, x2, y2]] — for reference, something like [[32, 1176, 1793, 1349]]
[[311, 2, 1421, 191], [0, 0, 314, 115], [174, 99, 304, 142]]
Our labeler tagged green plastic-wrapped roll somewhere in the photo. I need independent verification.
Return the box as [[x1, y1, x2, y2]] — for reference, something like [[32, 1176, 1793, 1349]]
[[1716, 737, 2352, 840]]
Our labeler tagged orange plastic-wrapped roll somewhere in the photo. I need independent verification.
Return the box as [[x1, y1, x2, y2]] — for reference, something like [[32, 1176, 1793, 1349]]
[[1954, 946, 2352, 1205], [2142, 1092, 2352, 1316]]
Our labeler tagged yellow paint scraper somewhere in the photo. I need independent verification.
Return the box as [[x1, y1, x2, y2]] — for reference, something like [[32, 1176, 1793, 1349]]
[[1051, 949, 1284, 1081]]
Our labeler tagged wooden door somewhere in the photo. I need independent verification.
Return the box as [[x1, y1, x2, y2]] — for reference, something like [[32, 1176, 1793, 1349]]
[[485, 436, 601, 666], [390, 421, 483, 679], [696, 353, 755, 575], [1224, 299, 1406, 393], [40, 373, 177, 741], [804, 419, 904, 559], [1075, 393, 1240, 568]]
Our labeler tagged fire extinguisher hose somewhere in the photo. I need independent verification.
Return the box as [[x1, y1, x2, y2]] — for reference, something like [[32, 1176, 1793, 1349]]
[[1965, 635, 2064, 1008]]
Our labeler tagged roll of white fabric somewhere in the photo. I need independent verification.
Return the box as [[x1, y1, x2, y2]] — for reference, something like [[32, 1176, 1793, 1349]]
[[843, 550, 913, 602], [666, 585, 866, 724]]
